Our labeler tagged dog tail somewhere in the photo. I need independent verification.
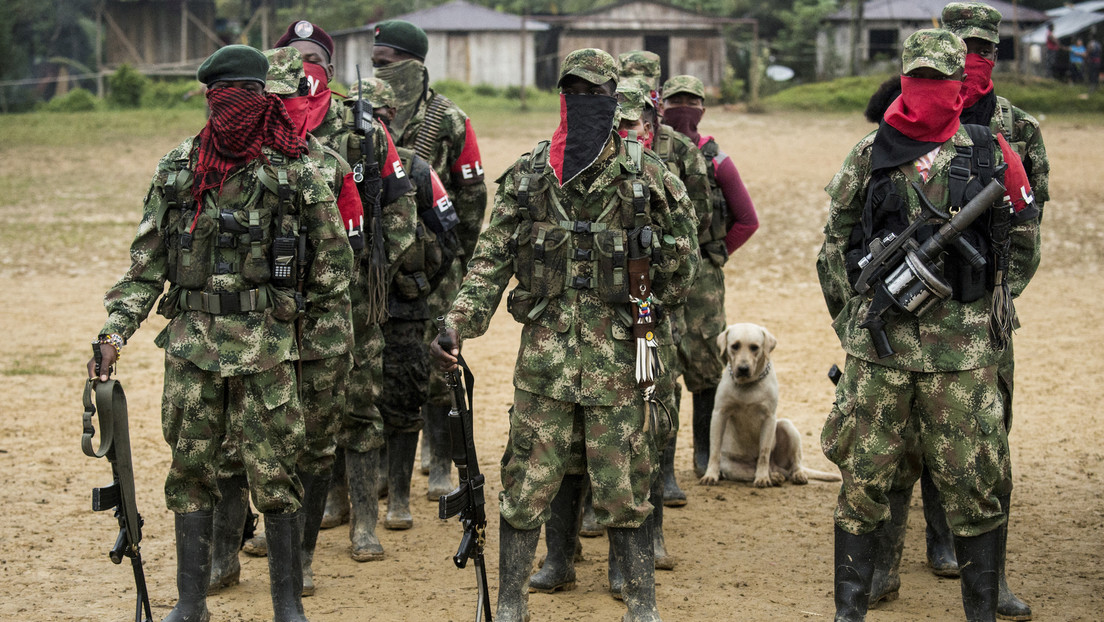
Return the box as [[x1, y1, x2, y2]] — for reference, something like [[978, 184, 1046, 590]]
[[802, 467, 842, 482]]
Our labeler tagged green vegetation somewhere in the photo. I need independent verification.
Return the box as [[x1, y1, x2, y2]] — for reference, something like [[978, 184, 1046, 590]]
[[107, 64, 148, 108]]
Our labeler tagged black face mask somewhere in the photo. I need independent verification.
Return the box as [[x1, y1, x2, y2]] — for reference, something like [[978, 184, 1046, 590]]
[[549, 93, 619, 185]]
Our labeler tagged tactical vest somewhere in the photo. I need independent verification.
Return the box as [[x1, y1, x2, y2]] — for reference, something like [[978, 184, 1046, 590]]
[[156, 151, 301, 318], [854, 124, 999, 304], [506, 136, 659, 322], [697, 138, 731, 261], [389, 150, 460, 305]]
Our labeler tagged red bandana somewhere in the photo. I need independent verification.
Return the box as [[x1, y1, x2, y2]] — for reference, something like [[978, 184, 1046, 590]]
[[961, 54, 995, 109], [282, 63, 332, 139], [193, 87, 306, 208], [883, 76, 964, 143]]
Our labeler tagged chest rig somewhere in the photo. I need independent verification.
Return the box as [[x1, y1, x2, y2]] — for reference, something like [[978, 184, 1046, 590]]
[[508, 136, 656, 309], [158, 151, 301, 315]]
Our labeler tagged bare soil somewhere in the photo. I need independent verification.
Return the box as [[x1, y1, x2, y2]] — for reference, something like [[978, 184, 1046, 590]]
[[1, 108, 1101, 621]]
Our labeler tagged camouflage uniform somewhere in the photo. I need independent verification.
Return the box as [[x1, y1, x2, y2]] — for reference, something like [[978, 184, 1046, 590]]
[[815, 33, 1040, 537], [445, 78, 699, 529], [100, 137, 352, 514]]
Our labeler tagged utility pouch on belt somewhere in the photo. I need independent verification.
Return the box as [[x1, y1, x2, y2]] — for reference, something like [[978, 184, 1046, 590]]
[[271, 236, 297, 288]]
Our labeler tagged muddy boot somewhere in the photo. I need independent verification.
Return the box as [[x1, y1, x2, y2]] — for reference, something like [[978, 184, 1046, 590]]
[[497, 516, 539, 622], [579, 486, 605, 537], [529, 474, 584, 593], [377, 443, 389, 499], [610, 521, 662, 622], [651, 475, 674, 571], [346, 448, 384, 561], [241, 531, 267, 557], [208, 476, 247, 594], [660, 435, 686, 508], [870, 487, 912, 607], [419, 427, 431, 476], [955, 529, 1001, 622], [384, 431, 418, 530], [320, 451, 349, 530], [691, 389, 716, 478], [922, 465, 959, 577], [164, 510, 212, 622], [298, 472, 329, 597], [996, 494, 1031, 621], [265, 513, 308, 622], [833, 524, 878, 622], [424, 404, 454, 501], [607, 538, 624, 600]]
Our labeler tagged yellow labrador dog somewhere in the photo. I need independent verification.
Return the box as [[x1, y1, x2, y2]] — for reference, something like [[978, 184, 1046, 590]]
[[699, 323, 841, 488]]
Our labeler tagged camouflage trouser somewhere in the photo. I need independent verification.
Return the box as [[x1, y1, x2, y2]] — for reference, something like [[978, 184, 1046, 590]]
[[337, 323, 385, 453], [379, 318, 430, 433], [218, 354, 352, 479], [676, 260, 726, 393], [499, 388, 663, 531], [655, 342, 682, 440], [424, 262, 464, 408], [822, 355, 1011, 538], [998, 340, 1015, 432], [161, 354, 303, 514]]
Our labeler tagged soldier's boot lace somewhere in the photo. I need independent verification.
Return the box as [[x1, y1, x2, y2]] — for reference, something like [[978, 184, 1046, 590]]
[[871, 486, 912, 607], [610, 521, 663, 622], [529, 473, 585, 593], [207, 476, 247, 594], [384, 431, 418, 530], [346, 448, 384, 561], [164, 510, 213, 622], [833, 523, 878, 622], [497, 516, 539, 622], [955, 529, 1001, 622], [266, 513, 309, 622]]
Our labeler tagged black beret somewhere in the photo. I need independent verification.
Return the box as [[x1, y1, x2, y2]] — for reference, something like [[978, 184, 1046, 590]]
[[373, 20, 429, 61], [197, 45, 268, 86]]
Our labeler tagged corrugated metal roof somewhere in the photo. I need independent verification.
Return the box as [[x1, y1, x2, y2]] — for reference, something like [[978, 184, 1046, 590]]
[[379, 0, 548, 32], [1049, 1, 1104, 17], [1024, 9, 1104, 44], [827, 0, 1046, 23]]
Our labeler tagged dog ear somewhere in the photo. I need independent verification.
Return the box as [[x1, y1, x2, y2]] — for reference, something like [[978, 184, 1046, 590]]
[[761, 326, 778, 355], [715, 326, 730, 365]]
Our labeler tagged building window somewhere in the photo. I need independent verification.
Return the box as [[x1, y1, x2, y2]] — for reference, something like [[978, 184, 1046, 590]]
[[869, 29, 898, 61]]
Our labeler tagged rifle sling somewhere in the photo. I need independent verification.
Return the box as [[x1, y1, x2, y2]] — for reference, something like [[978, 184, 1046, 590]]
[[82, 379, 144, 550]]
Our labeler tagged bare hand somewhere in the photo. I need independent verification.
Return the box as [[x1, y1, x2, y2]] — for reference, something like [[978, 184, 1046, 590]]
[[430, 327, 461, 372], [86, 344, 117, 382]]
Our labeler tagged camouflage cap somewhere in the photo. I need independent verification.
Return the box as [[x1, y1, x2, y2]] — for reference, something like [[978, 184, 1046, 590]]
[[616, 79, 648, 121], [558, 48, 619, 88], [661, 74, 705, 100], [901, 29, 966, 76], [348, 76, 396, 109], [941, 2, 1002, 45], [263, 47, 305, 96], [197, 44, 268, 86], [618, 50, 662, 91]]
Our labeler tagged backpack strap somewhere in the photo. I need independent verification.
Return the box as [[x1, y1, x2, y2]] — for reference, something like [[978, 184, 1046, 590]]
[[948, 124, 994, 208]]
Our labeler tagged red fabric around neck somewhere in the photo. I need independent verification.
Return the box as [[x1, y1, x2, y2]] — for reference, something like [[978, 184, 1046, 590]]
[[883, 76, 964, 143], [961, 54, 995, 109]]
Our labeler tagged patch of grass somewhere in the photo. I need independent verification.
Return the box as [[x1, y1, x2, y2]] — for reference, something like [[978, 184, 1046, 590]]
[[0, 108, 206, 148]]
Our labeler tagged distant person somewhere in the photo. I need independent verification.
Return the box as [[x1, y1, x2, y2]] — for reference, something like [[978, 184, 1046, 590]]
[[1070, 37, 1086, 83], [1045, 23, 1060, 79], [1086, 35, 1101, 92]]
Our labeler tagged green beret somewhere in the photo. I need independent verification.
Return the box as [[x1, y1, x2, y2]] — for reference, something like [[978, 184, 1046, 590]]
[[374, 20, 429, 61], [349, 77, 396, 109], [942, 2, 1002, 45], [264, 47, 305, 96], [616, 79, 648, 122], [618, 50, 662, 91], [558, 48, 619, 88], [662, 75, 705, 100], [902, 29, 966, 76], [197, 45, 268, 87]]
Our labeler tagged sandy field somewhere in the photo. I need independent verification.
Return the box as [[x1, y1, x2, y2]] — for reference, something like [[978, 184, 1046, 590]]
[[0, 105, 1101, 621]]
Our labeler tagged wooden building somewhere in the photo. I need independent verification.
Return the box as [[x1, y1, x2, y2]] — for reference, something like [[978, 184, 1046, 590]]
[[101, 0, 222, 73]]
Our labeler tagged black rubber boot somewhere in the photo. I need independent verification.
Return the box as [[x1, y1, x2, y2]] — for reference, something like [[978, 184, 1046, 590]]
[[208, 476, 247, 594], [955, 528, 1001, 622], [346, 448, 384, 561], [922, 465, 959, 577], [266, 513, 309, 622], [529, 474, 585, 593], [833, 524, 878, 622], [609, 521, 662, 622], [497, 516, 539, 622], [580, 485, 605, 537], [651, 474, 674, 570], [660, 435, 686, 508], [164, 511, 213, 622], [996, 494, 1032, 621], [691, 389, 716, 478], [384, 431, 418, 530], [870, 487, 912, 607], [608, 538, 624, 600], [298, 472, 329, 597], [320, 451, 349, 529], [424, 404, 454, 501]]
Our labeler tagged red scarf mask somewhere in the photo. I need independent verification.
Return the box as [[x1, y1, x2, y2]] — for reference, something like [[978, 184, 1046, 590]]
[[961, 54, 995, 109], [194, 87, 305, 206], [883, 76, 964, 143], [281, 62, 332, 139]]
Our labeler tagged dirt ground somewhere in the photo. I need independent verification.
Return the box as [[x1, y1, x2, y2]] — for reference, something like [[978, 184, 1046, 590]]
[[1, 106, 1102, 621]]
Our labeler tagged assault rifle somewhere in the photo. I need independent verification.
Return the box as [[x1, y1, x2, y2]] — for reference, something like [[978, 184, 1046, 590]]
[[853, 178, 1005, 358], [82, 346, 153, 622], [436, 318, 492, 622]]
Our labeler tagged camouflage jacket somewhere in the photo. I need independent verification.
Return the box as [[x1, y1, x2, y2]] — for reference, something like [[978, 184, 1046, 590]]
[[993, 96, 1050, 210], [652, 124, 711, 246], [446, 133, 699, 406], [817, 126, 1040, 372], [100, 137, 352, 377], [395, 90, 488, 262]]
